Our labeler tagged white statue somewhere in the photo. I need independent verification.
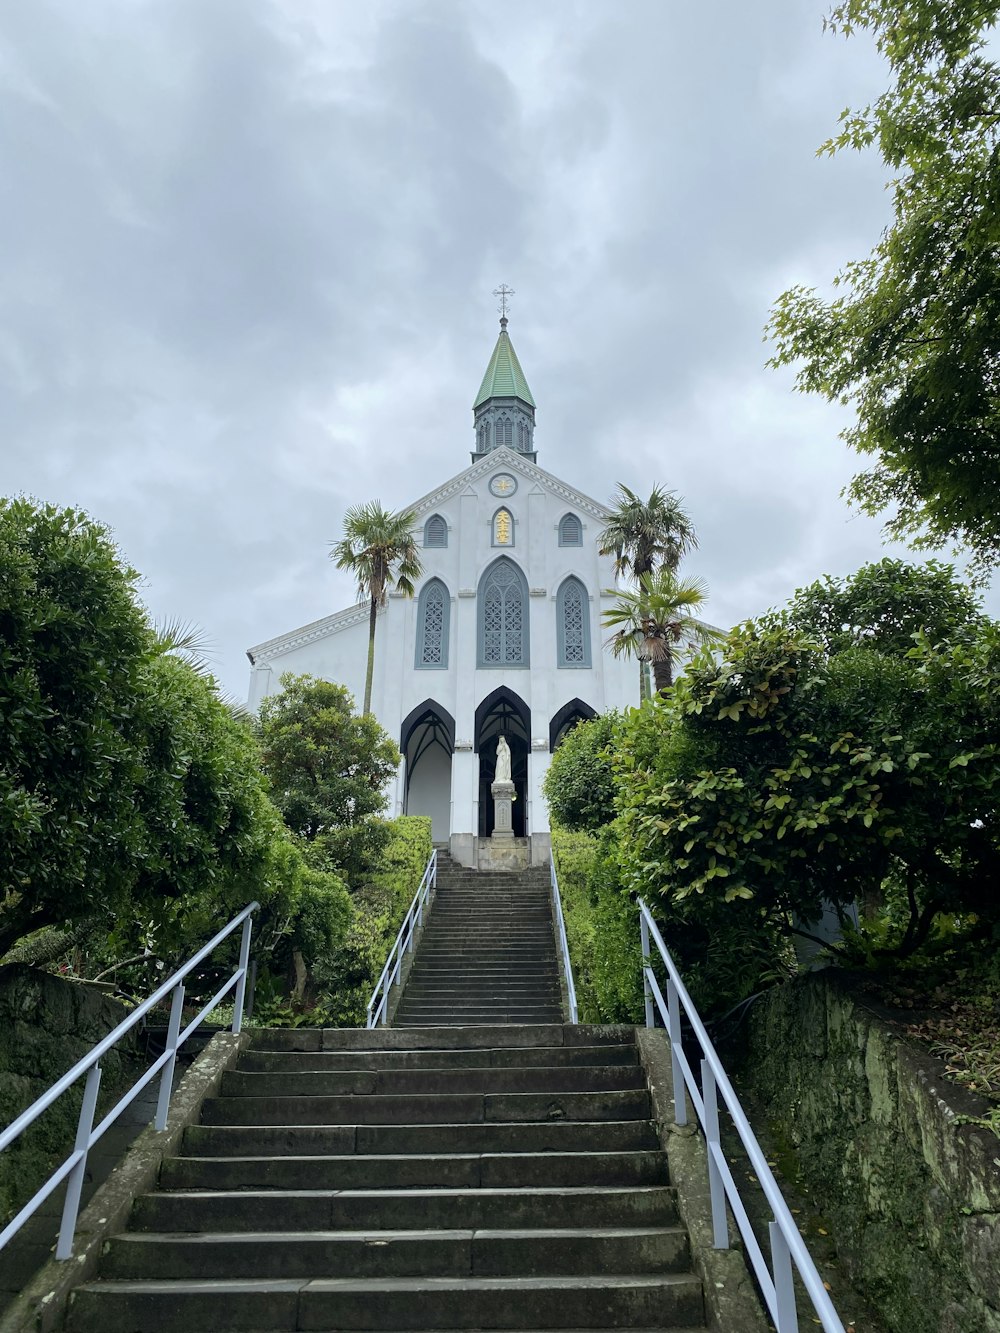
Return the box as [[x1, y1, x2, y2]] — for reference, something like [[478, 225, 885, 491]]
[[495, 735, 512, 784]]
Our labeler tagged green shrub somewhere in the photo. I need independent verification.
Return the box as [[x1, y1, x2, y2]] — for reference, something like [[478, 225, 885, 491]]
[[543, 713, 620, 833], [313, 816, 433, 1024]]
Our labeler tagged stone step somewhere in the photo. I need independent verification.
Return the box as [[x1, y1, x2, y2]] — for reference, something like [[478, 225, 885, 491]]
[[220, 1067, 645, 1098], [101, 1225, 690, 1281], [179, 1118, 659, 1158], [67, 1272, 706, 1331], [238, 1045, 638, 1072], [157, 1150, 670, 1193], [247, 1025, 631, 1052], [391, 1015, 566, 1029]]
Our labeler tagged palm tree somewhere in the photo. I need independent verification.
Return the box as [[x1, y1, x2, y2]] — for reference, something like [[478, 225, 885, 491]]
[[598, 484, 697, 581], [330, 501, 422, 715], [603, 570, 720, 694]]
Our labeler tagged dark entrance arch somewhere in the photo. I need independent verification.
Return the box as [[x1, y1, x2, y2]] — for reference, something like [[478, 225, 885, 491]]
[[475, 687, 530, 837], [401, 700, 455, 843], [549, 697, 598, 751]]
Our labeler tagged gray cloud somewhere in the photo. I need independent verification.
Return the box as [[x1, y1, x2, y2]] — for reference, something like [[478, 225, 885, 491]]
[[1, 0, 994, 702]]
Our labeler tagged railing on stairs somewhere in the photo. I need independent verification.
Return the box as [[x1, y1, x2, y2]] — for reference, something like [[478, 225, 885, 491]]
[[639, 899, 845, 1333], [549, 857, 578, 1024], [0, 901, 259, 1262], [366, 848, 437, 1029]]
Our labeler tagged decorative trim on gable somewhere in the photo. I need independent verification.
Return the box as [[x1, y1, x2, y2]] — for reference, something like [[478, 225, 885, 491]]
[[405, 447, 611, 524], [247, 601, 369, 660]]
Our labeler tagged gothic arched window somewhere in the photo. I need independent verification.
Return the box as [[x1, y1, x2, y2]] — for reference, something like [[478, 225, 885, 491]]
[[478, 558, 529, 668], [423, 514, 448, 548], [518, 420, 530, 451], [557, 577, 591, 668], [478, 420, 490, 452], [496, 416, 513, 447], [558, 513, 583, 547], [492, 507, 514, 547], [415, 579, 450, 669]]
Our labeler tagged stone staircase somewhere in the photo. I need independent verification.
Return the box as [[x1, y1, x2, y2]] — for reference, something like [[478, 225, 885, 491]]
[[65, 1024, 707, 1332], [392, 850, 564, 1027]]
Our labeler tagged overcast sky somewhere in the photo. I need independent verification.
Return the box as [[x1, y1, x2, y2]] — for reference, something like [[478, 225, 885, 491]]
[[2, 1, 994, 700]]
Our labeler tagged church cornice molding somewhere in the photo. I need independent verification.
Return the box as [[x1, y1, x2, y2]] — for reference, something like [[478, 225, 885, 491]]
[[247, 601, 370, 660], [406, 447, 611, 524]]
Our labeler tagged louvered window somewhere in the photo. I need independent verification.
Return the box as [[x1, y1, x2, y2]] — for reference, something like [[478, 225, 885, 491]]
[[518, 420, 530, 451], [416, 580, 449, 669], [558, 513, 583, 546], [557, 577, 590, 668], [478, 421, 490, 451], [496, 416, 513, 447], [423, 514, 447, 548], [479, 559, 528, 667]]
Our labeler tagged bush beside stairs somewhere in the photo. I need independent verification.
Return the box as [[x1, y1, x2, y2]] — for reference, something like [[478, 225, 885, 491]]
[[66, 858, 709, 1332]]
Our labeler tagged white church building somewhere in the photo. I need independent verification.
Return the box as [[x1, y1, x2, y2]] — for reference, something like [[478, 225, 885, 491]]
[[247, 315, 638, 866]]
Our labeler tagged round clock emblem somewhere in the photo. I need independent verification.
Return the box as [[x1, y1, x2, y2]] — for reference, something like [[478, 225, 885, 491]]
[[489, 473, 517, 498]]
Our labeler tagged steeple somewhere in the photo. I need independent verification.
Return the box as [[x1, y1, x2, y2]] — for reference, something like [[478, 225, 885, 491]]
[[472, 288, 537, 464]]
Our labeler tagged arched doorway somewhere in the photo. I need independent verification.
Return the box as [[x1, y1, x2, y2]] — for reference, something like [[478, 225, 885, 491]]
[[475, 687, 530, 837], [401, 701, 455, 844], [549, 697, 598, 751]]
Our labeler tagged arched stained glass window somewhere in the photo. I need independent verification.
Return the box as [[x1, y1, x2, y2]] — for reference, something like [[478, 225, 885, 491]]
[[416, 579, 450, 669], [557, 577, 591, 668], [492, 507, 514, 547], [558, 513, 583, 546], [423, 514, 448, 548], [478, 558, 529, 668]]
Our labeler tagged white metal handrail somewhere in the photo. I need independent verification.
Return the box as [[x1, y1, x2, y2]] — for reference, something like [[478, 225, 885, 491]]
[[366, 848, 437, 1028], [549, 857, 578, 1023], [0, 901, 259, 1262], [639, 899, 844, 1333]]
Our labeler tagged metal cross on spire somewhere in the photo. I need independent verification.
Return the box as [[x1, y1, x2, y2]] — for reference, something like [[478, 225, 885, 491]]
[[493, 283, 515, 323]]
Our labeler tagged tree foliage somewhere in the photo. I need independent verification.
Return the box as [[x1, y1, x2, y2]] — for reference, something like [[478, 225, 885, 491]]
[[598, 484, 697, 580], [257, 674, 400, 883], [768, 0, 1000, 576], [603, 570, 720, 693], [330, 502, 422, 714], [0, 499, 312, 961], [613, 562, 1000, 1008], [543, 713, 621, 834]]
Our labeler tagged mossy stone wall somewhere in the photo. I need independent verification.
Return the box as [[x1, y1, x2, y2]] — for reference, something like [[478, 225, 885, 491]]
[[0, 965, 141, 1224], [743, 974, 1000, 1333]]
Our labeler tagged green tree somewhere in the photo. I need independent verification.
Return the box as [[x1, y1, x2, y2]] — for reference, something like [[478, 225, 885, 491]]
[[257, 674, 400, 882], [602, 570, 720, 694], [598, 484, 697, 579], [330, 502, 422, 714], [0, 499, 304, 960], [543, 713, 621, 834], [598, 484, 698, 699], [767, 0, 1000, 577], [614, 567, 1000, 1004]]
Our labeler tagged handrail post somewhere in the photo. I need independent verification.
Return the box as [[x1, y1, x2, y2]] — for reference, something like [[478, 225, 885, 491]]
[[769, 1221, 799, 1333], [154, 982, 185, 1131], [232, 913, 254, 1034], [666, 976, 687, 1126], [639, 910, 654, 1029], [56, 1064, 102, 1260], [702, 1060, 729, 1249]]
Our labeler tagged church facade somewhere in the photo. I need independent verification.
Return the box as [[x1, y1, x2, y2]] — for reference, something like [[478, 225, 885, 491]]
[[246, 318, 638, 866]]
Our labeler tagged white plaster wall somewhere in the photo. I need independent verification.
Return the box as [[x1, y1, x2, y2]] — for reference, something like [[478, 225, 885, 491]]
[[247, 448, 639, 840], [405, 744, 452, 843]]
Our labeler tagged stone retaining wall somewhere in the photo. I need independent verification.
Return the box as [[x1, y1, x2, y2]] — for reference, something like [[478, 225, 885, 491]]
[[742, 974, 1000, 1333]]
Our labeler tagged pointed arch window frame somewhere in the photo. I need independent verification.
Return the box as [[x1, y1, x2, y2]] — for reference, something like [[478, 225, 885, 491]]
[[415, 578, 451, 670], [556, 575, 592, 669], [477, 557, 530, 670], [491, 506, 515, 548], [558, 512, 583, 547], [423, 514, 448, 548]]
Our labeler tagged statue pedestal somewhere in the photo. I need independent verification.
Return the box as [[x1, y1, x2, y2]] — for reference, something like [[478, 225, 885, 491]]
[[490, 780, 516, 841]]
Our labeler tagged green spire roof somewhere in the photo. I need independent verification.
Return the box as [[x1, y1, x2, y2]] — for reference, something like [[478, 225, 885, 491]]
[[473, 322, 536, 409]]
